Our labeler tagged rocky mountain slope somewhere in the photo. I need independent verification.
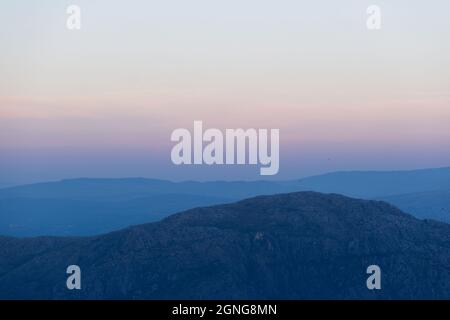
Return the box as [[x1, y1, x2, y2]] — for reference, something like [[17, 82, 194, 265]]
[[1, 192, 450, 299]]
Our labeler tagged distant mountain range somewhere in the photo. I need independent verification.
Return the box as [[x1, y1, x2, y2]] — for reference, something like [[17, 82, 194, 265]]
[[1, 166, 450, 236], [1, 192, 450, 299]]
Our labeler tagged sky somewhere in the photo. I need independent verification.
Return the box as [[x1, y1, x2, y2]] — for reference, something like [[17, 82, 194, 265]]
[[1, 0, 450, 186]]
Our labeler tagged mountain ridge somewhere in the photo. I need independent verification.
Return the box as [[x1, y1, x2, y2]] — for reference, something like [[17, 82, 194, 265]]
[[1, 166, 450, 236], [1, 191, 450, 299]]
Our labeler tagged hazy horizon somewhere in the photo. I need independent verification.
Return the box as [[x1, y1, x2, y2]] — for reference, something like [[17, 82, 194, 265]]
[[1, 164, 450, 189]]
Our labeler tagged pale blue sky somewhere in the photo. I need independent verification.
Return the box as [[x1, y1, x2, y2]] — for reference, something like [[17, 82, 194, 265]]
[[1, 1, 450, 185]]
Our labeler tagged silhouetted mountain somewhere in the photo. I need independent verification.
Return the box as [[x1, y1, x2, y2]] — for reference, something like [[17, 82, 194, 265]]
[[292, 167, 450, 198], [0, 178, 292, 200], [1, 192, 450, 299], [1, 167, 450, 236], [378, 190, 450, 223]]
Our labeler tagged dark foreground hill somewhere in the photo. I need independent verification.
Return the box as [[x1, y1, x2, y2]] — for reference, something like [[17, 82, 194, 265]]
[[1, 192, 450, 299]]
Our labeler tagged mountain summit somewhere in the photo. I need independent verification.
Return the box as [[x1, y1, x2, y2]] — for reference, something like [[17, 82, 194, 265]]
[[1, 192, 450, 299]]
